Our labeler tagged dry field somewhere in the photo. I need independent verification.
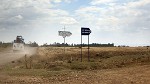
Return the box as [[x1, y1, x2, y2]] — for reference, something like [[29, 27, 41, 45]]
[[0, 47, 150, 84]]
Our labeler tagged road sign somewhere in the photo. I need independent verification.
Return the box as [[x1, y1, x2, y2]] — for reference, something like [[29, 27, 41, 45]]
[[58, 29, 72, 55], [81, 27, 91, 35], [81, 27, 91, 62], [58, 31, 72, 38]]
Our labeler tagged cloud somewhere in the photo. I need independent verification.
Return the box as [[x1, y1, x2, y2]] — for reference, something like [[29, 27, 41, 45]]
[[91, 0, 116, 5], [60, 17, 78, 25], [0, 0, 54, 10], [75, 6, 103, 14], [75, 0, 150, 33], [0, 0, 149, 45], [0, 0, 78, 31], [52, 0, 62, 3], [127, 0, 150, 8], [46, 9, 69, 16], [14, 15, 23, 19], [50, 0, 75, 3], [0, 0, 52, 29], [0, 28, 6, 31]]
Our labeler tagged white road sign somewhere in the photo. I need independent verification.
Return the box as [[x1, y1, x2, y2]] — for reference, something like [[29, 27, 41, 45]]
[[58, 31, 72, 38]]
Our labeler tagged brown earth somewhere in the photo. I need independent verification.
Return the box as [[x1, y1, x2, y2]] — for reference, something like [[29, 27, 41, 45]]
[[0, 64, 150, 84]]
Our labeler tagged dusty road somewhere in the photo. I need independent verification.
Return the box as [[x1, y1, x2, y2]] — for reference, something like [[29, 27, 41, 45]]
[[0, 47, 37, 66]]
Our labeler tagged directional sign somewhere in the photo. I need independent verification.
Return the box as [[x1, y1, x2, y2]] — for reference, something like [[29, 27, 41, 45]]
[[81, 27, 92, 62], [58, 31, 72, 38], [81, 27, 91, 35]]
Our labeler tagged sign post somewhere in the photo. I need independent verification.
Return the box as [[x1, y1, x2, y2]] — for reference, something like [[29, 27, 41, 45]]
[[81, 32, 82, 62], [81, 27, 91, 62], [58, 27, 72, 54], [88, 35, 90, 61]]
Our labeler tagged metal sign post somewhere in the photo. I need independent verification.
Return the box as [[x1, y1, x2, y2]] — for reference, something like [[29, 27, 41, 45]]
[[88, 35, 90, 62], [58, 27, 72, 54], [63, 27, 66, 54], [64, 37, 65, 54], [81, 27, 91, 62], [81, 33, 82, 62]]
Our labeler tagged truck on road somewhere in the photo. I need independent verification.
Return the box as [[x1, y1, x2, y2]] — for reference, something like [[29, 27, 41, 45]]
[[13, 36, 25, 52]]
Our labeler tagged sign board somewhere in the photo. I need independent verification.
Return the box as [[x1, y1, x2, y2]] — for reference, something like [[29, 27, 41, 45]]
[[81, 27, 91, 62], [81, 27, 91, 35], [58, 31, 72, 38]]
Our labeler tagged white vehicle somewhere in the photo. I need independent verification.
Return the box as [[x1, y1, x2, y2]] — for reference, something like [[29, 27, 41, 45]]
[[13, 36, 25, 51]]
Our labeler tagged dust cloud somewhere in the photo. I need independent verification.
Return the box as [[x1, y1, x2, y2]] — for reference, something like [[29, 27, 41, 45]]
[[0, 46, 37, 65]]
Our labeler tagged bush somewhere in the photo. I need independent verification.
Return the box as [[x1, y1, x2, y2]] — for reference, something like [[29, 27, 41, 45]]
[[49, 66, 64, 71], [89, 62, 100, 70], [70, 62, 87, 70], [70, 62, 101, 70]]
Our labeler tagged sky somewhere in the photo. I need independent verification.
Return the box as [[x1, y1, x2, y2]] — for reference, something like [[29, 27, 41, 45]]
[[0, 0, 150, 46]]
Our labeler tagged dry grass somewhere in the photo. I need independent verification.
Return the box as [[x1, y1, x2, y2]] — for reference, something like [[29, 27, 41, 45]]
[[1, 47, 150, 84], [14, 47, 150, 70]]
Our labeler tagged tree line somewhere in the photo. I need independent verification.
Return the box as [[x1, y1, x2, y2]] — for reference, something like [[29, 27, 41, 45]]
[[0, 41, 115, 47], [41, 42, 114, 47]]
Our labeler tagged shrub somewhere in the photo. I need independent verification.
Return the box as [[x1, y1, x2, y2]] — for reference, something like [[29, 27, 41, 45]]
[[89, 62, 100, 70], [70, 62, 87, 70]]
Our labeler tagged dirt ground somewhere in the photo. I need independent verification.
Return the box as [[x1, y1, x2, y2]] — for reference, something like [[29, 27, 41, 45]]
[[0, 64, 150, 84]]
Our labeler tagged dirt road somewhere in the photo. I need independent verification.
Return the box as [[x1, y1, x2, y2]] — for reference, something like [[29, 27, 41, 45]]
[[0, 47, 37, 66]]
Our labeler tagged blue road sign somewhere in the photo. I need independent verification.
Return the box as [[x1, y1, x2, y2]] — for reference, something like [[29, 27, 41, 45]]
[[81, 27, 91, 35]]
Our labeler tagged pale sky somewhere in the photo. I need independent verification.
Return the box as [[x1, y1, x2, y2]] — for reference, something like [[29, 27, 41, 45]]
[[0, 0, 150, 46]]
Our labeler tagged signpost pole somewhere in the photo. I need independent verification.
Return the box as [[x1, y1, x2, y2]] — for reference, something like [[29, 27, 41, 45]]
[[81, 27, 91, 62], [64, 37, 65, 54], [63, 26, 66, 55], [81, 34, 82, 62], [88, 35, 90, 62], [58, 27, 72, 56]]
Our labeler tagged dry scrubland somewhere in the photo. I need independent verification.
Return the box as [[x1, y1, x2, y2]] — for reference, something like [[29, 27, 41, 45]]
[[0, 47, 150, 84]]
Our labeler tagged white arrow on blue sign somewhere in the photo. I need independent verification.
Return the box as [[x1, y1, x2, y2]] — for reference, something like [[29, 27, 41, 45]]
[[81, 27, 91, 35]]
